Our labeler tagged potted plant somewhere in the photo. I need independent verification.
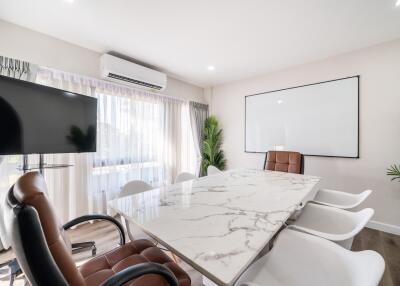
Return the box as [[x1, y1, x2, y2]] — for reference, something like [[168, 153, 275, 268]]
[[201, 116, 227, 176], [387, 164, 400, 182]]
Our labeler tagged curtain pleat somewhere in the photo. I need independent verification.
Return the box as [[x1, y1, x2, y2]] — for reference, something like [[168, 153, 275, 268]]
[[0, 56, 37, 81], [92, 85, 196, 214], [189, 102, 209, 175]]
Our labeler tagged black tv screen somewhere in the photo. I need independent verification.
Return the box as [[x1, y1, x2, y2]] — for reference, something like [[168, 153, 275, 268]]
[[0, 75, 97, 155]]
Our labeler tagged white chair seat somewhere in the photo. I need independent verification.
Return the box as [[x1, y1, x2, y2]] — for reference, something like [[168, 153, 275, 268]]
[[207, 165, 222, 175], [288, 203, 374, 249], [175, 172, 197, 183], [235, 229, 384, 286], [313, 189, 372, 209]]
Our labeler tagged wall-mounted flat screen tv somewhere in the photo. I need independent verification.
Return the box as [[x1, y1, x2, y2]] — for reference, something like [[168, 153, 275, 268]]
[[0, 75, 97, 155]]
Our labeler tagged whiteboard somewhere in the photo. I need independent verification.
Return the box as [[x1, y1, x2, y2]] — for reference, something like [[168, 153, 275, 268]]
[[245, 76, 359, 157]]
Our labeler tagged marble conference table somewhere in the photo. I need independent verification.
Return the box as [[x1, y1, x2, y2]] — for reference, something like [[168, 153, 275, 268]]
[[108, 169, 321, 286]]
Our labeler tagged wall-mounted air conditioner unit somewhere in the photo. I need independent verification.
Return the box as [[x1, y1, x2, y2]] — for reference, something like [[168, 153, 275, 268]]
[[100, 54, 167, 91]]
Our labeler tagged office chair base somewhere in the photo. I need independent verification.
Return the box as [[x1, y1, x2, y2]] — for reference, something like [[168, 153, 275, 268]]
[[0, 258, 22, 286]]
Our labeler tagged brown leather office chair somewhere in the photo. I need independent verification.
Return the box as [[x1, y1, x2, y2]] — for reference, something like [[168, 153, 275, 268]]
[[264, 151, 304, 174], [4, 172, 191, 286]]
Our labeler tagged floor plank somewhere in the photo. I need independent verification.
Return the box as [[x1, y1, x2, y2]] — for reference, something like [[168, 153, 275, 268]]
[[381, 231, 400, 286], [352, 228, 394, 286]]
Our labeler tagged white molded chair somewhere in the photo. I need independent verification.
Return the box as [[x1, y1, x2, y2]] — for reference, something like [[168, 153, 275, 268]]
[[288, 203, 374, 249], [175, 172, 197, 183], [119, 180, 153, 242], [207, 165, 222, 175], [235, 229, 384, 286], [313, 189, 372, 209], [120, 180, 153, 197]]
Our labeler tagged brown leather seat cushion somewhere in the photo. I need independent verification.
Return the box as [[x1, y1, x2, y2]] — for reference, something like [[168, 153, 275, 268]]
[[264, 151, 302, 174], [79, 239, 191, 286]]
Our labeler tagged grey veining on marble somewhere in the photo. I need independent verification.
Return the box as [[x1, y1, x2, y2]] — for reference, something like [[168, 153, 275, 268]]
[[108, 169, 321, 286]]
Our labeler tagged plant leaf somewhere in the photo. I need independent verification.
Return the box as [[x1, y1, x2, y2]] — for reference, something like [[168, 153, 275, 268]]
[[200, 116, 227, 175], [387, 164, 400, 182]]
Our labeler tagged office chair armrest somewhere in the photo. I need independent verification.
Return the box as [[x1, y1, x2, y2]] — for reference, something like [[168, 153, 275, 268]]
[[63, 214, 126, 245], [99, 262, 178, 286]]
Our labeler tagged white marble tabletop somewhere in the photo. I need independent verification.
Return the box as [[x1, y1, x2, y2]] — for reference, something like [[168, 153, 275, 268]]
[[108, 169, 321, 286]]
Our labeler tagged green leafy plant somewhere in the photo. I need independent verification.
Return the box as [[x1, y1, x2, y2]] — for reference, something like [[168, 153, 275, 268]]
[[201, 116, 227, 176], [387, 164, 400, 182]]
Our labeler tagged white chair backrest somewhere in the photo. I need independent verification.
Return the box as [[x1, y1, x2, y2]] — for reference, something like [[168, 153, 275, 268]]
[[175, 172, 197, 183], [289, 203, 374, 243], [314, 189, 372, 209], [120, 180, 152, 198], [235, 229, 385, 286], [207, 165, 222, 175]]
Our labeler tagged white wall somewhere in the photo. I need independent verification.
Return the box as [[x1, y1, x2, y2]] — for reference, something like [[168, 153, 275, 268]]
[[0, 20, 206, 103], [211, 39, 400, 232]]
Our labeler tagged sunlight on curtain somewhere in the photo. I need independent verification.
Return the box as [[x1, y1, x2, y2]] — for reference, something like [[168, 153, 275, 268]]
[[35, 67, 197, 217], [91, 85, 197, 213]]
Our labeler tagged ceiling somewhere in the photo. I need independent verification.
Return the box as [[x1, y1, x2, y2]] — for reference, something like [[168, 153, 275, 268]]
[[0, 0, 400, 87]]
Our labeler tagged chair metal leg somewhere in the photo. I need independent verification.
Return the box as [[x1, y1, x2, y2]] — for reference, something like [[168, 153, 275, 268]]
[[124, 217, 136, 243], [9, 273, 15, 286], [0, 258, 22, 286]]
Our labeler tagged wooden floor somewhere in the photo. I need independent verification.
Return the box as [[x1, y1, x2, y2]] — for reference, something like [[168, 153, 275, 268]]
[[0, 220, 399, 286], [352, 228, 400, 286]]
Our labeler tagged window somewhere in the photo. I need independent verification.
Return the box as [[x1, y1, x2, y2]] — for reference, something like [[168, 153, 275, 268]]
[[91, 88, 196, 197]]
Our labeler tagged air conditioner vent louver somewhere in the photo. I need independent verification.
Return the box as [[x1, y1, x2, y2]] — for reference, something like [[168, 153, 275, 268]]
[[100, 54, 167, 91], [108, 73, 163, 90]]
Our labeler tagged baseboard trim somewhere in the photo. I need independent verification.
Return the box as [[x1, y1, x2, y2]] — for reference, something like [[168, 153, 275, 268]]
[[367, 220, 400, 235]]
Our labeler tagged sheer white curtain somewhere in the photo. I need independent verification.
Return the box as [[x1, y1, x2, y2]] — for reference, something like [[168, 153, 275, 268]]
[[35, 67, 197, 218], [91, 84, 196, 213]]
